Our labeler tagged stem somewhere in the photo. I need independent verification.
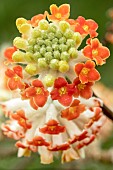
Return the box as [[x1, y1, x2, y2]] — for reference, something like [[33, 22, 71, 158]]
[[93, 92, 113, 121]]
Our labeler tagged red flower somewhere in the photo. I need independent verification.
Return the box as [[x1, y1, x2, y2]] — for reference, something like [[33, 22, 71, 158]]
[[73, 77, 93, 99], [28, 13, 47, 27], [83, 38, 110, 65], [61, 99, 85, 120], [74, 16, 98, 38], [47, 4, 70, 21], [50, 77, 75, 106], [21, 79, 49, 110], [27, 136, 50, 147], [4, 46, 17, 62], [69, 130, 88, 144], [39, 119, 65, 135], [11, 110, 32, 130], [5, 65, 25, 90], [75, 60, 100, 84]]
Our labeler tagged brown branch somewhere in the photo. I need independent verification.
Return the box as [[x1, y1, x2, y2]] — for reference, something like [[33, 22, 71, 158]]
[[93, 92, 113, 121]]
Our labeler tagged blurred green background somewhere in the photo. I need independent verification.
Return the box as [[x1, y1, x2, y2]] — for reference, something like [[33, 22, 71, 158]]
[[0, 0, 113, 170]]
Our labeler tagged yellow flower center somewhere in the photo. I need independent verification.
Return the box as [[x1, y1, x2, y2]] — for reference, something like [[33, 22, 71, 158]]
[[83, 25, 89, 31], [36, 87, 43, 94], [78, 83, 86, 91], [69, 107, 75, 114], [55, 13, 62, 19], [59, 87, 67, 96], [81, 67, 89, 75], [49, 126, 55, 131], [14, 76, 20, 81], [92, 49, 98, 56]]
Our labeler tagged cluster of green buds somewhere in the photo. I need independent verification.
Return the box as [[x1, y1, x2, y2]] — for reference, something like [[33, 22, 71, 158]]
[[13, 20, 82, 75]]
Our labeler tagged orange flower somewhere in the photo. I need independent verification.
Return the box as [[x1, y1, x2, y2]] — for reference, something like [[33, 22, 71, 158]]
[[4, 46, 17, 62], [39, 119, 65, 135], [74, 16, 98, 38], [27, 136, 50, 147], [73, 77, 93, 99], [75, 60, 100, 84], [61, 99, 85, 120], [50, 77, 75, 106], [21, 79, 49, 110], [11, 110, 32, 130], [16, 141, 38, 153], [83, 38, 110, 65], [47, 4, 70, 21], [28, 12, 47, 27], [5, 65, 25, 90]]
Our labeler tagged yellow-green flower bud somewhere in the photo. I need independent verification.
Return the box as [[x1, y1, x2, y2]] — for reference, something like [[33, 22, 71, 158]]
[[16, 18, 27, 30], [48, 23, 57, 33], [59, 21, 70, 32], [32, 28, 41, 38], [26, 45, 34, 53], [37, 38, 44, 46], [48, 32, 55, 40], [66, 39, 75, 47], [38, 58, 48, 69], [28, 38, 36, 45], [19, 24, 32, 34], [41, 31, 48, 39], [34, 45, 40, 52], [46, 46, 52, 52], [45, 39, 52, 46], [25, 52, 34, 62], [12, 51, 25, 62], [68, 48, 78, 58], [59, 60, 69, 73], [39, 20, 49, 30], [72, 32, 82, 45], [13, 37, 28, 50], [33, 52, 42, 62], [59, 44, 68, 52], [60, 52, 70, 62], [49, 59, 59, 70], [43, 74, 55, 87], [64, 29, 73, 39], [25, 64, 37, 75], [52, 44, 59, 51], [45, 52, 52, 63], [55, 30, 62, 39], [53, 51, 60, 59], [59, 37, 66, 44], [40, 47, 46, 56], [52, 38, 58, 44]]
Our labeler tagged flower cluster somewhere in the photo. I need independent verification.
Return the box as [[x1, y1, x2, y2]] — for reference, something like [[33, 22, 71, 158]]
[[1, 4, 110, 164]]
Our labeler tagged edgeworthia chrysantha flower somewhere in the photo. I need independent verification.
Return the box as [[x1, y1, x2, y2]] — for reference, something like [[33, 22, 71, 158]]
[[1, 4, 110, 164]]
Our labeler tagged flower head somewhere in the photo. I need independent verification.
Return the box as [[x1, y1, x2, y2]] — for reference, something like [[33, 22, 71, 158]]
[[1, 3, 110, 165]]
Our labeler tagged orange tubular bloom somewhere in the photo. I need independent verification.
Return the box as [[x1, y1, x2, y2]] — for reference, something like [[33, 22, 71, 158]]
[[50, 77, 75, 106], [27, 136, 50, 147], [61, 99, 85, 120], [48, 143, 70, 151], [5, 65, 25, 90], [83, 38, 110, 65], [11, 110, 32, 130], [39, 119, 65, 135], [74, 16, 98, 38], [47, 4, 70, 21], [75, 60, 100, 84], [21, 79, 49, 110]]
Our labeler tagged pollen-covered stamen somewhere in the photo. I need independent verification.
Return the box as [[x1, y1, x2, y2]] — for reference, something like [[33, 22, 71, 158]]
[[77, 83, 86, 91], [59, 87, 67, 96], [92, 49, 98, 56], [81, 67, 89, 75], [83, 25, 89, 32]]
